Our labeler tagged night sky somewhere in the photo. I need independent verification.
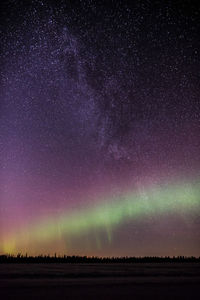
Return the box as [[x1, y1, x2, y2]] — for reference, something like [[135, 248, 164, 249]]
[[0, 0, 200, 257]]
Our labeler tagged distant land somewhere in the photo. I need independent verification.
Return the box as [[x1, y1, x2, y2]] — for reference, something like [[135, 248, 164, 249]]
[[0, 254, 199, 263]]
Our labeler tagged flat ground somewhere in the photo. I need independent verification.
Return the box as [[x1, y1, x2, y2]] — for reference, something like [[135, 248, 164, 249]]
[[0, 263, 199, 299]]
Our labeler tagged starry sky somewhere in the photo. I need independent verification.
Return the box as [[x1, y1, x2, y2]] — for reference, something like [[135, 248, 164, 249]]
[[0, 0, 200, 257]]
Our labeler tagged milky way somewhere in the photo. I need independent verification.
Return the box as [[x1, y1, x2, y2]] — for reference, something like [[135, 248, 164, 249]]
[[0, 0, 200, 256]]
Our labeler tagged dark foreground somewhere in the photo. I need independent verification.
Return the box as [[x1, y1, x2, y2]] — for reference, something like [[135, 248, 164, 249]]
[[0, 263, 200, 299]]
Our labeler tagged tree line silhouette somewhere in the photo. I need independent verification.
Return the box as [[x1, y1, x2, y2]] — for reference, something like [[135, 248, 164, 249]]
[[0, 254, 199, 263]]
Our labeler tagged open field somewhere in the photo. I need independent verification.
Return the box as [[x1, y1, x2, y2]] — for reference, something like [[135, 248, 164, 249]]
[[0, 263, 200, 299]]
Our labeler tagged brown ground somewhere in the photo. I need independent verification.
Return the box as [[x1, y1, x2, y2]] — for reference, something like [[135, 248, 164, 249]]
[[0, 263, 199, 299]]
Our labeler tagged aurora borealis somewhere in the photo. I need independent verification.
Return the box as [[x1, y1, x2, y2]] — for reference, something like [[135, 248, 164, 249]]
[[0, 0, 200, 257], [2, 179, 200, 255]]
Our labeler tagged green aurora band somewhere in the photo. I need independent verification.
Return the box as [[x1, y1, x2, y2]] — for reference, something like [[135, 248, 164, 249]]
[[2, 179, 200, 254]]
